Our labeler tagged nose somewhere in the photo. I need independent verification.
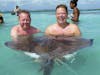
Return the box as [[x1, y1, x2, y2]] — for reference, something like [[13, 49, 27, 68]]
[[24, 20, 27, 23], [58, 14, 65, 19], [59, 13, 63, 16]]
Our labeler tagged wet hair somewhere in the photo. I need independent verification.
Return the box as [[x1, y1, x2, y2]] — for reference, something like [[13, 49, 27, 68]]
[[16, 6, 19, 8], [18, 10, 31, 19], [73, 0, 78, 2], [56, 4, 68, 14], [70, 0, 77, 7]]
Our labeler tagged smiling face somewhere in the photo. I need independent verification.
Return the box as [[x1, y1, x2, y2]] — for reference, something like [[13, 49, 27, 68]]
[[56, 7, 68, 25], [19, 13, 31, 30]]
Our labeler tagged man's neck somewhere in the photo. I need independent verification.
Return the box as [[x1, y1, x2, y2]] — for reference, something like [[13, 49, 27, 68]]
[[58, 22, 69, 28]]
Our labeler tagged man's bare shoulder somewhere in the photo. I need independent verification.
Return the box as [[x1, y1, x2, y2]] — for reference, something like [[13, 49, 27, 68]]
[[11, 25, 20, 32], [69, 23, 78, 28], [46, 24, 57, 29], [11, 25, 19, 37], [45, 24, 57, 35], [12, 25, 18, 29]]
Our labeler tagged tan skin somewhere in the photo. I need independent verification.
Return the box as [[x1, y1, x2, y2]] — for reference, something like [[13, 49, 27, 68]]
[[70, 2, 80, 22], [45, 7, 81, 38], [11, 12, 40, 42], [11, 11, 57, 53]]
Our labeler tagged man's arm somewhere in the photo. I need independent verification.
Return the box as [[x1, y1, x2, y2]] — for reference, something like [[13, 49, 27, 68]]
[[74, 25, 81, 37], [45, 26, 51, 36], [11, 27, 18, 42]]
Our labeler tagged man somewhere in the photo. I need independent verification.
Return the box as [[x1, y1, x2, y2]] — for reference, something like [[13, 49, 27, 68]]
[[10, 10, 54, 53], [11, 10, 40, 43], [45, 4, 81, 37], [70, 0, 80, 22]]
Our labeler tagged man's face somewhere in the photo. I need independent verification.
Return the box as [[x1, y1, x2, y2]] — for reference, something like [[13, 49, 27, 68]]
[[19, 13, 31, 30], [56, 7, 67, 25]]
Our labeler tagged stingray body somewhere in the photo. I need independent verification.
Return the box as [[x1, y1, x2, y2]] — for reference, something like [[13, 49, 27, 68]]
[[34, 36, 93, 57], [5, 36, 93, 75]]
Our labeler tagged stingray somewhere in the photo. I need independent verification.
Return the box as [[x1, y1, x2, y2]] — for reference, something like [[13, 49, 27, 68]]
[[5, 36, 93, 75]]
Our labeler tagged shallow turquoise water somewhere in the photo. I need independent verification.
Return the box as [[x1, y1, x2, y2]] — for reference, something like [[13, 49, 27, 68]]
[[0, 11, 100, 75]]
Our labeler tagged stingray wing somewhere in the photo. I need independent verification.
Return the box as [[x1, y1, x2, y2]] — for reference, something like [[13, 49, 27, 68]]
[[5, 37, 93, 55]]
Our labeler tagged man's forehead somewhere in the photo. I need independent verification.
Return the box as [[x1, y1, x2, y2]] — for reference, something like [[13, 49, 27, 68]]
[[19, 13, 28, 15], [19, 13, 29, 17]]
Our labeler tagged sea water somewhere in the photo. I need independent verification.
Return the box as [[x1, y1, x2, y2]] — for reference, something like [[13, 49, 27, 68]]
[[0, 10, 100, 75]]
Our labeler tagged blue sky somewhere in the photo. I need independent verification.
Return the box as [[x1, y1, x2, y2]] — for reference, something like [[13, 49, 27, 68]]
[[0, 0, 100, 12]]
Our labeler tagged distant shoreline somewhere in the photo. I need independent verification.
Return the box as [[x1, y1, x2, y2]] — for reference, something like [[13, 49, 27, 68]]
[[1, 9, 100, 13]]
